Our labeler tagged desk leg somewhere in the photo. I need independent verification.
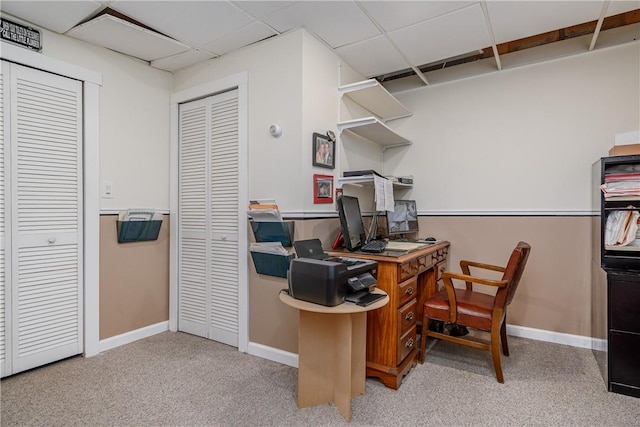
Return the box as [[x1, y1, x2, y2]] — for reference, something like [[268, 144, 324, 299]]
[[298, 311, 367, 422]]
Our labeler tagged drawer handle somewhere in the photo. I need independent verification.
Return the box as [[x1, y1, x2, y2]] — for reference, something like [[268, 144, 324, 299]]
[[48, 237, 56, 244], [406, 338, 414, 348], [405, 312, 414, 321], [405, 287, 414, 295]]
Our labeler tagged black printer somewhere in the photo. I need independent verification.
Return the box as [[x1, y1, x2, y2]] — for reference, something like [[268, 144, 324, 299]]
[[288, 239, 377, 307]]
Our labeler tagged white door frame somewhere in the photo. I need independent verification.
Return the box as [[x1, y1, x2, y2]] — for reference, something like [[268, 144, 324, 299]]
[[1, 42, 102, 357], [169, 72, 249, 353]]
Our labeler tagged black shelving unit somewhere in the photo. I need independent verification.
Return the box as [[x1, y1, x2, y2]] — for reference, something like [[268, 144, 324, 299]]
[[594, 154, 640, 399]]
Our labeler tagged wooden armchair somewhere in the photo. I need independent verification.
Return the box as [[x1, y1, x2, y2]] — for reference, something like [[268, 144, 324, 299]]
[[418, 241, 531, 383]]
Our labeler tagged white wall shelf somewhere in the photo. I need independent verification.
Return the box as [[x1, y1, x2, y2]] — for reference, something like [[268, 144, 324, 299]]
[[339, 79, 412, 121], [338, 174, 412, 189], [337, 117, 411, 149]]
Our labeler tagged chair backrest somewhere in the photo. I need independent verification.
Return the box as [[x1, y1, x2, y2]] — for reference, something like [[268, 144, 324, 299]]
[[495, 241, 531, 309]]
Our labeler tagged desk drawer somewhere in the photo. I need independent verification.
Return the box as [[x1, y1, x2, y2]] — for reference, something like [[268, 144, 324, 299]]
[[398, 260, 418, 282], [398, 327, 417, 362], [398, 276, 417, 307], [399, 298, 417, 335]]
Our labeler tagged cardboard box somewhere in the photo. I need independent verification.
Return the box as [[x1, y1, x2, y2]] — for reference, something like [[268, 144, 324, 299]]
[[609, 144, 640, 156]]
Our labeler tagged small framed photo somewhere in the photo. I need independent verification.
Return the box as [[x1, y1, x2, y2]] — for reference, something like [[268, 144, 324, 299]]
[[313, 174, 334, 204], [312, 132, 335, 169]]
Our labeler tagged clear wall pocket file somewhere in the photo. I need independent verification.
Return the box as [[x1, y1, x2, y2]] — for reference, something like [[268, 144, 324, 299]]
[[250, 242, 293, 278], [116, 209, 163, 243]]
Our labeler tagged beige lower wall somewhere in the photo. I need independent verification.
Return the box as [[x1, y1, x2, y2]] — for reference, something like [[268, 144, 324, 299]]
[[99, 215, 170, 340], [249, 215, 598, 354], [98, 213, 599, 352]]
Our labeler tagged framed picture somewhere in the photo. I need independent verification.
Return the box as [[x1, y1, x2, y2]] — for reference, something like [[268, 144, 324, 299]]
[[312, 132, 335, 169], [313, 174, 334, 204]]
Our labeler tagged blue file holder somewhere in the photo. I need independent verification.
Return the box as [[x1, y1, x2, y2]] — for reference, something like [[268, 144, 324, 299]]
[[250, 221, 295, 247], [116, 219, 162, 243], [250, 251, 293, 278]]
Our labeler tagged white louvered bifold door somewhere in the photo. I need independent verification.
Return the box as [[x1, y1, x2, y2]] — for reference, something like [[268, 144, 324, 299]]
[[9, 63, 83, 375], [178, 97, 209, 337], [178, 90, 239, 347], [209, 90, 239, 347], [0, 62, 8, 377]]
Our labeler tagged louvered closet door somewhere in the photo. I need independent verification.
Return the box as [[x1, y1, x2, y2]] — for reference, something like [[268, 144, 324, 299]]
[[178, 90, 239, 347], [9, 63, 83, 375], [0, 63, 7, 377]]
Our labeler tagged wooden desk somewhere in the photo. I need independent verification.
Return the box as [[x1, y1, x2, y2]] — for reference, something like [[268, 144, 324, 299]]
[[330, 241, 449, 389], [279, 290, 388, 422]]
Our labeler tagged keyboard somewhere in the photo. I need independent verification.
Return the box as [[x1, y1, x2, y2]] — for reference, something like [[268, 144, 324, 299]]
[[360, 239, 387, 253]]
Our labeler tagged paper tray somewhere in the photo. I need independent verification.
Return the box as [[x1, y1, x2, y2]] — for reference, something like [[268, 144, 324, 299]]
[[116, 219, 162, 243], [250, 251, 293, 278], [250, 221, 295, 247]]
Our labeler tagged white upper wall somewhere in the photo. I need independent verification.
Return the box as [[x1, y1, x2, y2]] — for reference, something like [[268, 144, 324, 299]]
[[174, 29, 343, 215], [387, 41, 640, 215], [15, 16, 174, 212]]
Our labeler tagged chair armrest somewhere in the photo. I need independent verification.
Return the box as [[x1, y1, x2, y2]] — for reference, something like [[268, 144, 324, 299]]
[[459, 261, 506, 290], [441, 272, 508, 324], [460, 260, 506, 274], [442, 271, 508, 288]]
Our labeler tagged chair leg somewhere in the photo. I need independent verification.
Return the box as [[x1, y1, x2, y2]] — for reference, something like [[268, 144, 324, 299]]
[[419, 316, 429, 363], [500, 319, 509, 357], [490, 321, 504, 383]]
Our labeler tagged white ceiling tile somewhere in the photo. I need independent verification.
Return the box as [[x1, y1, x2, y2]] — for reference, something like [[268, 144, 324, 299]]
[[388, 3, 490, 67], [203, 22, 277, 55], [335, 35, 409, 78], [360, 0, 475, 32], [606, 0, 640, 16], [231, 1, 296, 18], [486, 1, 604, 44], [67, 14, 189, 62], [151, 49, 216, 72], [0, 1, 104, 33], [262, 1, 380, 48], [109, 0, 253, 46]]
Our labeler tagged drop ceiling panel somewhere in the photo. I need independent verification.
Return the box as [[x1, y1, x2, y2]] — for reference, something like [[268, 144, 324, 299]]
[[335, 35, 409, 78], [67, 15, 189, 62], [388, 3, 490, 67], [203, 22, 277, 55], [231, 1, 297, 18], [486, 1, 604, 45], [360, 0, 474, 32], [262, 1, 381, 48], [0, 0, 104, 33], [109, 0, 253, 46], [151, 49, 216, 72], [605, 1, 640, 16]]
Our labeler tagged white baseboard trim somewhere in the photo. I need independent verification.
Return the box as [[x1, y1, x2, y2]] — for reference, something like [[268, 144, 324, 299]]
[[245, 325, 606, 369], [247, 342, 298, 368], [506, 324, 606, 352], [99, 321, 169, 353]]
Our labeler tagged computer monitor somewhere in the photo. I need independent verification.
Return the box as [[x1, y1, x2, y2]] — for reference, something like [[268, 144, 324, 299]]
[[386, 199, 419, 236], [336, 195, 366, 251]]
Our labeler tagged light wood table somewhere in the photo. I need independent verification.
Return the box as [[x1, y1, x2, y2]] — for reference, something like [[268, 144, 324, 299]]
[[279, 289, 388, 422]]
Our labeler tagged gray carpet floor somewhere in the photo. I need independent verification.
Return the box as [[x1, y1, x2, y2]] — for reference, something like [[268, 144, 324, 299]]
[[1, 331, 639, 426]]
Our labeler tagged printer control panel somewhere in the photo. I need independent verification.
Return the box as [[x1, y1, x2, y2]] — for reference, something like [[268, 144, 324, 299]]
[[347, 272, 377, 292]]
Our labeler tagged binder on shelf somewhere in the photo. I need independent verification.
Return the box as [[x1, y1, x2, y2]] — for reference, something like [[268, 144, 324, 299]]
[[250, 221, 295, 247], [250, 242, 293, 278], [116, 209, 163, 243]]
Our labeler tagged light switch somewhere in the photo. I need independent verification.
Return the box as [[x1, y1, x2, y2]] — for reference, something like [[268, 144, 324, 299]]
[[103, 180, 114, 198]]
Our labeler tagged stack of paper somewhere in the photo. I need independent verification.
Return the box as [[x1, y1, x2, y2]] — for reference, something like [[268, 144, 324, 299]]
[[605, 207, 640, 247], [247, 199, 282, 222], [601, 172, 640, 198], [118, 209, 163, 221]]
